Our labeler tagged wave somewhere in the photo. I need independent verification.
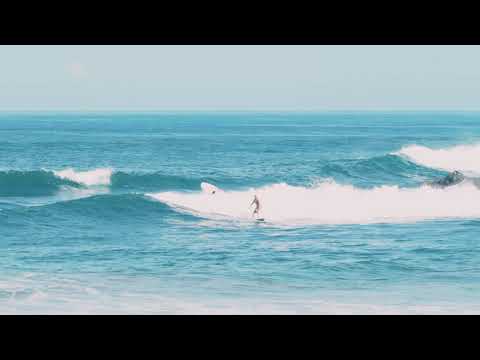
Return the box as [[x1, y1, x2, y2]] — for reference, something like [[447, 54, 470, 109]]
[[148, 180, 480, 225], [43, 193, 171, 219], [0, 166, 245, 198], [0, 170, 81, 197], [110, 172, 203, 191], [0, 193, 179, 224], [396, 143, 480, 175], [320, 154, 443, 187], [1, 142, 477, 206], [54, 168, 113, 186], [52, 168, 247, 192], [0, 168, 209, 198]]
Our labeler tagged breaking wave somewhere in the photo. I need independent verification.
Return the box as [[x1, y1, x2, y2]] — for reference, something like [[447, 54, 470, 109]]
[[0, 170, 81, 197], [0, 168, 211, 198], [396, 143, 480, 176], [148, 180, 480, 225], [3, 140, 480, 225], [53, 168, 113, 186]]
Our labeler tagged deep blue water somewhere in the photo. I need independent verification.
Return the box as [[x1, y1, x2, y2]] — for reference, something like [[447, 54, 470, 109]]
[[1, 111, 480, 314]]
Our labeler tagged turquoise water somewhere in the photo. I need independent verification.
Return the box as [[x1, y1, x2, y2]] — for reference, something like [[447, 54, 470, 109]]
[[1, 111, 480, 314]]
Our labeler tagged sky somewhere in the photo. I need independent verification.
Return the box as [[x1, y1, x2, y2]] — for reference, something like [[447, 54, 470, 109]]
[[1, 45, 480, 111]]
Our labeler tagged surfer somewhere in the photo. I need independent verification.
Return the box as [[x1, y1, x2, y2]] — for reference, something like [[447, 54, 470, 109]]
[[250, 194, 261, 218], [428, 170, 465, 188]]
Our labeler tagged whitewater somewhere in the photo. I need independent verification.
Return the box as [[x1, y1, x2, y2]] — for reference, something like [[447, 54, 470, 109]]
[[397, 143, 480, 176], [149, 140, 480, 225], [149, 180, 480, 225]]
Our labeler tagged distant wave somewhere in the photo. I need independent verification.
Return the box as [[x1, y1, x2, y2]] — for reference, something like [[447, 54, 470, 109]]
[[0, 153, 453, 200], [0, 170, 81, 197], [0, 168, 210, 197], [320, 154, 443, 186], [148, 180, 480, 225], [52, 167, 203, 190], [396, 143, 480, 175], [110, 171, 203, 191], [54, 168, 113, 186]]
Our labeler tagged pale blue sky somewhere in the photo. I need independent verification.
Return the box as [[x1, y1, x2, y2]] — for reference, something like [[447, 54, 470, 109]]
[[2, 45, 480, 111]]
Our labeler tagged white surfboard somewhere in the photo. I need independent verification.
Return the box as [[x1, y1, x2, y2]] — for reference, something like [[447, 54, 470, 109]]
[[201, 182, 219, 194]]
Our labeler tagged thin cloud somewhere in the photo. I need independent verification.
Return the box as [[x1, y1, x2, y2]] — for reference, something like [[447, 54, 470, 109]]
[[67, 62, 88, 79]]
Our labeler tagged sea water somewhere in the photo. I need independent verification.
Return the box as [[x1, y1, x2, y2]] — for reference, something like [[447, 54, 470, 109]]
[[1, 111, 480, 314]]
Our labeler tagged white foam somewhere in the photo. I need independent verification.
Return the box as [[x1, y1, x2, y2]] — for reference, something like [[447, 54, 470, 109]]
[[396, 143, 480, 175], [54, 168, 113, 186], [1, 273, 479, 314], [148, 180, 480, 225]]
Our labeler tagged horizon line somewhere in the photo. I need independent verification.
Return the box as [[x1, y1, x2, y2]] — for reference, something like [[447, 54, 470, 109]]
[[2, 108, 480, 113]]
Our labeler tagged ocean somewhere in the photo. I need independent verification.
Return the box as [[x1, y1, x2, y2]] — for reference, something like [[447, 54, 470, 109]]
[[1, 111, 480, 314]]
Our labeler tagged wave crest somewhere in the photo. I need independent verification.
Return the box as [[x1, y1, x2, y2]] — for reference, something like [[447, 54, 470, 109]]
[[54, 168, 113, 186], [0, 170, 80, 197], [396, 143, 480, 175]]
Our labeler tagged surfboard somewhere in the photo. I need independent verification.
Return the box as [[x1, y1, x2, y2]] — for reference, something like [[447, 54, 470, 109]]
[[201, 182, 219, 194], [256, 218, 265, 222]]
